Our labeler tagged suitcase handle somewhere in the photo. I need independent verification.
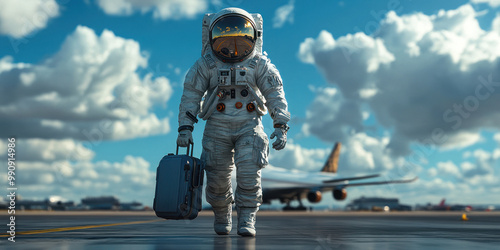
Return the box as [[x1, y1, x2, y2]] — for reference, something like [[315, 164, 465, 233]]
[[176, 142, 194, 157], [192, 162, 204, 188]]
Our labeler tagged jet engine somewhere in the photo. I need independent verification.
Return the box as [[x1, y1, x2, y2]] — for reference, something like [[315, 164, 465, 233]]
[[333, 188, 347, 200], [307, 190, 322, 203]]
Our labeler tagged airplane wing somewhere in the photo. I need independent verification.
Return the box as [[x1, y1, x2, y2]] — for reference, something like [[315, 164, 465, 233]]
[[264, 176, 417, 192], [317, 176, 418, 193], [335, 176, 418, 188], [322, 174, 380, 183]]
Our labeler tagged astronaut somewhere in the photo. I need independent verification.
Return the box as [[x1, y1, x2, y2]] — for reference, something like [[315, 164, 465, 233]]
[[177, 7, 290, 237]]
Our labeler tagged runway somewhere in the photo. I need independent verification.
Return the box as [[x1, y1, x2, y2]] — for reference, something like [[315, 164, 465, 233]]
[[2, 211, 499, 249]]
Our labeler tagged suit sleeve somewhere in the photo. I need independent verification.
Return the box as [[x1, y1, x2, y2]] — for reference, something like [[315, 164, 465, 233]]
[[255, 56, 290, 126], [178, 57, 210, 128]]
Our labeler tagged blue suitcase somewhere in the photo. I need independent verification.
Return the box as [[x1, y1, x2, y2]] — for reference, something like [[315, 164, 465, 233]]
[[153, 143, 204, 220]]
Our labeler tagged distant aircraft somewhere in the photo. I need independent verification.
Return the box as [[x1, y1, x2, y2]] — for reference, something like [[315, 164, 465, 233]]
[[431, 199, 448, 211], [261, 142, 418, 210], [421, 198, 472, 211]]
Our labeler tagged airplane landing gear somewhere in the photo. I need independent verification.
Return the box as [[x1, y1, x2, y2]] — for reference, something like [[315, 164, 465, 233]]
[[297, 198, 307, 211], [282, 197, 309, 211]]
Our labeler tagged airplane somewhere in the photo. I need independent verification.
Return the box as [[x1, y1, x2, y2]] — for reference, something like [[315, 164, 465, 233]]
[[428, 198, 448, 211], [261, 142, 418, 210], [419, 198, 472, 211]]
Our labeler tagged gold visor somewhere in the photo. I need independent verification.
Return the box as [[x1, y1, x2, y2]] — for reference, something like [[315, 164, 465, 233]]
[[210, 16, 256, 61]]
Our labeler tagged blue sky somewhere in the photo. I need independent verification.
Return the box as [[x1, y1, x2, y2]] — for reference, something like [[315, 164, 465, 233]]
[[1, 0, 499, 207]]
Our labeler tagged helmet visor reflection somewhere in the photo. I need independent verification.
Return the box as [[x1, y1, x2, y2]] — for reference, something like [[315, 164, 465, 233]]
[[210, 16, 256, 61]]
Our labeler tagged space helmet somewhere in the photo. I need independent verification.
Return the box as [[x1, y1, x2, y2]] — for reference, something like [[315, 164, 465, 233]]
[[209, 8, 257, 62]]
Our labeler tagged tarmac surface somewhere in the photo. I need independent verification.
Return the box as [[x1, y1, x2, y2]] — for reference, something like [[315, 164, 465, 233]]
[[1, 210, 499, 249]]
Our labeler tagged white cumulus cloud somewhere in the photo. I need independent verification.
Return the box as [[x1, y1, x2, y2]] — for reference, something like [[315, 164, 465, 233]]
[[471, 0, 500, 8], [299, 4, 500, 156], [301, 86, 364, 142], [461, 149, 496, 180], [273, 0, 295, 28], [0, 137, 157, 205], [428, 161, 461, 178], [96, 0, 208, 20], [0, 0, 60, 38], [269, 142, 330, 172], [0, 25, 172, 140], [269, 133, 410, 177], [0, 138, 95, 162], [14, 156, 155, 205], [426, 147, 498, 187], [494, 132, 500, 143]]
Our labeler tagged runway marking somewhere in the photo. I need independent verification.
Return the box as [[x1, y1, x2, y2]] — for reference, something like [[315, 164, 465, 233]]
[[0, 219, 163, 237]]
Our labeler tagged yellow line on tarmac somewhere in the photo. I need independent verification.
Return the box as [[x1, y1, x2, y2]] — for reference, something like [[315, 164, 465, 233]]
[[0, 219, 163, 237]]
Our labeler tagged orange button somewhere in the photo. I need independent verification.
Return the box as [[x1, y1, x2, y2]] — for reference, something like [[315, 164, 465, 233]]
[[247, 103, 255, 112], [216, 103, 225, 112], [235, 102, 243, 109]]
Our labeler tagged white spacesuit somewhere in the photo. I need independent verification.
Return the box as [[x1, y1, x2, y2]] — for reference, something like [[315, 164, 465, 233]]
[[177, 8, 290, 237]]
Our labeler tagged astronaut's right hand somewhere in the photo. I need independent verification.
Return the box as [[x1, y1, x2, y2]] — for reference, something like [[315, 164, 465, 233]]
[[177, 129, 193, 147]]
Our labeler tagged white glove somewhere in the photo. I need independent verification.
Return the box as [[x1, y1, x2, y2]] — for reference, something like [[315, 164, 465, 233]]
[[270, 127, 287, 150], [177, 130, 193, 147]]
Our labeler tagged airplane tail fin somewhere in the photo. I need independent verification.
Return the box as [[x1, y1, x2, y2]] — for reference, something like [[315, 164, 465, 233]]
[[321, 142, 341, 173], [439, 199, 446, 207]]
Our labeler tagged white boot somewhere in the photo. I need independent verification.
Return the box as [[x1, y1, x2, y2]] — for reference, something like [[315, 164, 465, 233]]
[[213, 205, 232, 235], [237, 207, 258, 237]]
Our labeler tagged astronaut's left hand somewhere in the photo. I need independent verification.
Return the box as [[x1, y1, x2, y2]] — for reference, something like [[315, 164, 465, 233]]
[[270, 125, 289, 150]]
